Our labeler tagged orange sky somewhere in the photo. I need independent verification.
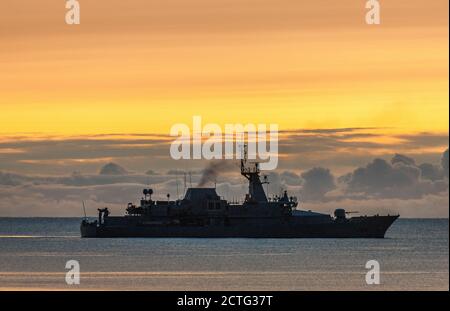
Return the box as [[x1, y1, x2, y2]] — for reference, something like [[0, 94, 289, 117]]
[[0, 0, 448, 135]]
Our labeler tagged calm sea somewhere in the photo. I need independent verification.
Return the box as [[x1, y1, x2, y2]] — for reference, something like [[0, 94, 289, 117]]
[[0, 218, 448, 290]]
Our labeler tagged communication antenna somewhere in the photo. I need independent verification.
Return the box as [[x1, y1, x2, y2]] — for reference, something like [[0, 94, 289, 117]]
[[240, 143, 248, 174], [263, 175, 270, 195], [175, 170, 179, 199], [82, 201, 87, 220], [244, 143, 248, 162]]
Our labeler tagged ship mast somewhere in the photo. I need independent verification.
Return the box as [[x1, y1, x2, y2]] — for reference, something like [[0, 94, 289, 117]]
[[240, 144, 268, 203]]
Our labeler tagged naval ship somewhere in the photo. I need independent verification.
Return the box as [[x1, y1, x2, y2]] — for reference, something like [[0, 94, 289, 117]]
[[81, 149, 399, 238]]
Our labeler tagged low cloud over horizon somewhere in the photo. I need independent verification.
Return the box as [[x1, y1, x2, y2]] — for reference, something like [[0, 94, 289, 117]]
[[0, 129, 448, 218]]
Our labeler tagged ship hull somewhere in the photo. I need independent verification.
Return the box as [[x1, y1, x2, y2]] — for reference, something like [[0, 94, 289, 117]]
[[81, 215, 399, 238]]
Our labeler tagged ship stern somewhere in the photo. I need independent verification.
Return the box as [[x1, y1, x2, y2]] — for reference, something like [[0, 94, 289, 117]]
[[80, 220, 98, 238]]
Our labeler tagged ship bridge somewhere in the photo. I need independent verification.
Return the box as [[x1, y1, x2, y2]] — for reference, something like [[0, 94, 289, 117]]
[[184, 188, 220, 201]]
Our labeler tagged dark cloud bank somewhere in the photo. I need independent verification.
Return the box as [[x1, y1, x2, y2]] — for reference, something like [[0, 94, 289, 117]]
[[0, 148, 448, 217]]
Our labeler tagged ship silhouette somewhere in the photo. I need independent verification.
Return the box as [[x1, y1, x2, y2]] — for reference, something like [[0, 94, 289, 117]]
[[81, 145, 399, 238]]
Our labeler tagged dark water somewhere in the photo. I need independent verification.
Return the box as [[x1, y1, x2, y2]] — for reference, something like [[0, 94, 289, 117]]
[[0, 218, 448, 290]]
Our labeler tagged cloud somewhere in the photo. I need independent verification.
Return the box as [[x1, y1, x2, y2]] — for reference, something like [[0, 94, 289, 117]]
[[145, 170, 158, 175], [0, 184, 144, 217], [0, 170, 169, 188], [442, 148, 449, 178], [279, 171, 301, 186], [279, 127, 380, 134], [342, 152, 448, 199], [394, 133, 449, 148], [391, 153, 416, 166], [0, 130, 448, 176], [4, 118, 450, 216], [419, 163, 444, 181], [0, 171, 24, 186], [99, 162, 129, 175], [300, 167, 336, 201]]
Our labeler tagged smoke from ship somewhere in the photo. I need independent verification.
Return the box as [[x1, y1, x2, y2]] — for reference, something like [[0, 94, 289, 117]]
[[197, 161, 235, 187]]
